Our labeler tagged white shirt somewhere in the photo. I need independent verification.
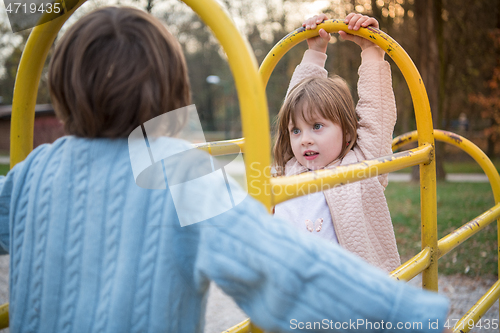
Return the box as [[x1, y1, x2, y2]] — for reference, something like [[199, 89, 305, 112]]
[[274, 191, 338, 244]]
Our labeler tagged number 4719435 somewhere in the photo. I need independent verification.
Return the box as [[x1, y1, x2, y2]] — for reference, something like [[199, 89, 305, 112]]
[[5, 2, 61, 14], [445, 318, 498, 330]]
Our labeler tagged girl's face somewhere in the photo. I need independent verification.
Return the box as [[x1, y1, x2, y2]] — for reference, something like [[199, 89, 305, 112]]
[[288, 110, 345, 170]]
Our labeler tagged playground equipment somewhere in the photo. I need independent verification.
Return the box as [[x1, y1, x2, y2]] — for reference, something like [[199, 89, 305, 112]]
[[5, 0, 500, 332]]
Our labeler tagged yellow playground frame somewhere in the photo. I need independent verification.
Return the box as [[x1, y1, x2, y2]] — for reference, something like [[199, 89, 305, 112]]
[[5, 0, 500, 332]]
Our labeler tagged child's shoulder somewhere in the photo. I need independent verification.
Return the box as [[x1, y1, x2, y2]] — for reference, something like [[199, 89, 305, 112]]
[[22, 135, 70, 164]]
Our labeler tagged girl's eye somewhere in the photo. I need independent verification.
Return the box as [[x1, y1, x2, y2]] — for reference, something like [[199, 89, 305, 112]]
[[291, 128, 300, 135], [313, 123, 323, 130]]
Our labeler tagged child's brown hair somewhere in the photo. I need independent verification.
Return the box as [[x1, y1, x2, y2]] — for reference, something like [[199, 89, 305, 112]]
[[273, 76, 358, 176], [49, 6, 190, 138]]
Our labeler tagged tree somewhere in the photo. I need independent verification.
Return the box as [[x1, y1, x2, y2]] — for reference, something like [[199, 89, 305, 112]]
[[469, 29, 500, 157], [412, 0, 446, 180], [0, 29, 30, 105]]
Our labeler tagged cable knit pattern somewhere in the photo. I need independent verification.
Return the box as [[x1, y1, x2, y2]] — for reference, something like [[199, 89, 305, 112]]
[[279, 51, 400, 272], [10, 150, 43, 319], [0, 136, 450, 332], [131, 189, 162, 332], [25, 155, 61, 332], [58, 143, 90, 333], [93, 153, 129, 333]]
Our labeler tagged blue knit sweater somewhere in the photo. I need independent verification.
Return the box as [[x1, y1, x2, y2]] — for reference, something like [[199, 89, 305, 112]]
[[0, 136, 449, 332]]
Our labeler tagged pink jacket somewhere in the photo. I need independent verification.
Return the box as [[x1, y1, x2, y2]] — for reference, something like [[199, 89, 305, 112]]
[[283, 50, 401, 272]]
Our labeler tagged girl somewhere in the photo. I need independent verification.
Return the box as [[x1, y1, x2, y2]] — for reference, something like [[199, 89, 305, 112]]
[[274, 13, 401, 272]]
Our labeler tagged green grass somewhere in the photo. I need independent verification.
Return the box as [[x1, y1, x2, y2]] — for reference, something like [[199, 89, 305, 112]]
[[0, 164, 9, 176], [443, 159, 500, 174], [386, 181, 497, 277]]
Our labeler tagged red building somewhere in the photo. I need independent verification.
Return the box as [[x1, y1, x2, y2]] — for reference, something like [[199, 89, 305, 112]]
[[0, 104, 65, 154]]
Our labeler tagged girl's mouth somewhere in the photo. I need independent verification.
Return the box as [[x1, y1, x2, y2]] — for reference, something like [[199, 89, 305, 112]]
[[304, 151, 319, 160]]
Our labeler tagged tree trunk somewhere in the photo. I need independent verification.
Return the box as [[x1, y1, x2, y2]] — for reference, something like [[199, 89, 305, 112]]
[[412, 0, 446, 181], [487, 131, 496, 158]]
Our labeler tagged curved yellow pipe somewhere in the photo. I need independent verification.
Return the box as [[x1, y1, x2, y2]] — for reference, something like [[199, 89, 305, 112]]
[[393, 129, 500, 203], [259, 20, 434, 146], [183, 0, 271, 210], [10, 0, 87, 169], [390, 247, 431, 282]]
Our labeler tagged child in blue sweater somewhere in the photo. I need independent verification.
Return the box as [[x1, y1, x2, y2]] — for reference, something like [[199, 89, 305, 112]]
[[0, 6, 450, 333]]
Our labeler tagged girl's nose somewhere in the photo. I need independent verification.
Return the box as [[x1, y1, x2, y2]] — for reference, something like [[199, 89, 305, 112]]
[[301, 132, 314, 145]]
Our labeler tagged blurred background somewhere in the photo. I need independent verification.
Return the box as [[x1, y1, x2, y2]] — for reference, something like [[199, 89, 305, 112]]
[[0, 0, 500, 278], [1, 0, 499, 152]]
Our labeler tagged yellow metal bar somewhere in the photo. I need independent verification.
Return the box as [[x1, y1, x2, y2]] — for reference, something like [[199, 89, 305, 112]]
[[222, 318, 251, 333], [184, 0, 271, 211], [194, 138, 245, 156], [420, 157, 438, 291], [391, 131, 417, 151], [390, 247, 431, 282], [271, 144, 432, 206], [10, 0, 86, 169], [250, 324, 264, 333], [453, 280, 500, 333], [438, 203, 500, 258], [0, 303, 8, 329], [221, 319, 263, 333]]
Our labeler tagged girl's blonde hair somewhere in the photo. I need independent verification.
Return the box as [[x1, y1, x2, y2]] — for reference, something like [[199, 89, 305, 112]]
[[273, 76, 358, 176]]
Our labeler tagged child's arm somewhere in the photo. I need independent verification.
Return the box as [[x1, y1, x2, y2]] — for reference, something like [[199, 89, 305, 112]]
[[344, 14, 397, 185], [285, 14, 331, 97], [192, 187, 450, 333]]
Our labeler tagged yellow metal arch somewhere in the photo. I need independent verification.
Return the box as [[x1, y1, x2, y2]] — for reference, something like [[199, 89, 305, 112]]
[[257, 20, 438, 291], [9, 0, 86, 168]]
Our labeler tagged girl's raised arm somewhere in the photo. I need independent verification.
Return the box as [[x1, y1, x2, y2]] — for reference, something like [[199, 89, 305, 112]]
[[285, 15, 331, 96], [342, 14, 396, 184]]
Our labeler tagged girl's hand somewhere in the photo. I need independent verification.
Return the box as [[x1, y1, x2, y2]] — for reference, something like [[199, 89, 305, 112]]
[[339, 13, 380, 51], [303, 14, 331, 53]]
